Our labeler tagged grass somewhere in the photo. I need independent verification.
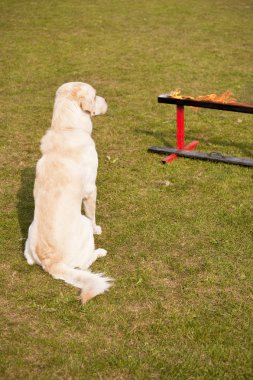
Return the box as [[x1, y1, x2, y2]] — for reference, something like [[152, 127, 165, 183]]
[[1, 0, 253, 378]]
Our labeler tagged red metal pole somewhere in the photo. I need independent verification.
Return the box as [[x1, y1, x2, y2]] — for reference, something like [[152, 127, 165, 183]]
[[162, 104, 198, 164], [177, 105, 184, 149]]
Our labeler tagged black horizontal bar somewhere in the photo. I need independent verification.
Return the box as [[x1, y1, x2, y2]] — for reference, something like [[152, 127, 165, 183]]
[[148, 146, 253, 167], [158, 94, 253, 114]]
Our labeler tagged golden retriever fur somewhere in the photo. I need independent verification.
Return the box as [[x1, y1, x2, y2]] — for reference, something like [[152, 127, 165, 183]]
[[24, 82, 112, 304]]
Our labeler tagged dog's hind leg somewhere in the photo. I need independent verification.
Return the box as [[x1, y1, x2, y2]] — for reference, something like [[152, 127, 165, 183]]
[[82, 248, 108, 269]]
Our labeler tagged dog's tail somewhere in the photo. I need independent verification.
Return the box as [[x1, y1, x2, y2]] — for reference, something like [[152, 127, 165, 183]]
[[44, 262, 112, 304]]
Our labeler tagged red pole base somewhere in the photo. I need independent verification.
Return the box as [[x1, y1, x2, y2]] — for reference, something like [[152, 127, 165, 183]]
[[162, 140, 199, 164]]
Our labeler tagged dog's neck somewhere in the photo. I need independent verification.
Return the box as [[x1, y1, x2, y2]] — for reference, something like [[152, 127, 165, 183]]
[[51, 97, 93, 134]]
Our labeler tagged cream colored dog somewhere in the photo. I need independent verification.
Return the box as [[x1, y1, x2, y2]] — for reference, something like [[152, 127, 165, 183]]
[[24, 82, 112, 304]]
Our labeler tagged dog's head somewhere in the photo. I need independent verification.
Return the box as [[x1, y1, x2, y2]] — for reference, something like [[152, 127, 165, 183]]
[[56, 82, 108, 117]]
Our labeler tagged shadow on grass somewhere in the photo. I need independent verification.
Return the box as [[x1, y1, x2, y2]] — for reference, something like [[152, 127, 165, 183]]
[[203, 137, 253, 157], [136, 129, 253, 157], [135, 129, 173, 147], [17, 167, 35, 250]]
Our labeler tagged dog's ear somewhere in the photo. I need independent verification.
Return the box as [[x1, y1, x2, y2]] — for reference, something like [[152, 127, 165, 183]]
[[79, 95, 96, 116], [71, 86, 95, 116]]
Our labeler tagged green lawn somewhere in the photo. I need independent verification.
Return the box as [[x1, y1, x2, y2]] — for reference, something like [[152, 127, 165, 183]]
[[1, 0, 253, 379]]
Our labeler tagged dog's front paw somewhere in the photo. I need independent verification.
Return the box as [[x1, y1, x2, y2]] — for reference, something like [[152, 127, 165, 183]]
[[93, 225, 102, 235], [96, 248, 107, 257]]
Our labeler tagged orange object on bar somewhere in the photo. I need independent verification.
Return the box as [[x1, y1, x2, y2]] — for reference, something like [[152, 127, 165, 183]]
[[168, 89, 236, 104]]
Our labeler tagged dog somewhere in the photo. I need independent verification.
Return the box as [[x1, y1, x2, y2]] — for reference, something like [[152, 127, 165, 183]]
[[24, 82, 112, 304]]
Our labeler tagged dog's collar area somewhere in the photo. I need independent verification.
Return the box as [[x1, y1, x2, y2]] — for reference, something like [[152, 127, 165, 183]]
[[60, 127, 76, 131], [62, 127, 88, 132]]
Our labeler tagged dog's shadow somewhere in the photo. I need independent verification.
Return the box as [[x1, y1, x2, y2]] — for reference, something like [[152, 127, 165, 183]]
[[17, 167, 35, 250]]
